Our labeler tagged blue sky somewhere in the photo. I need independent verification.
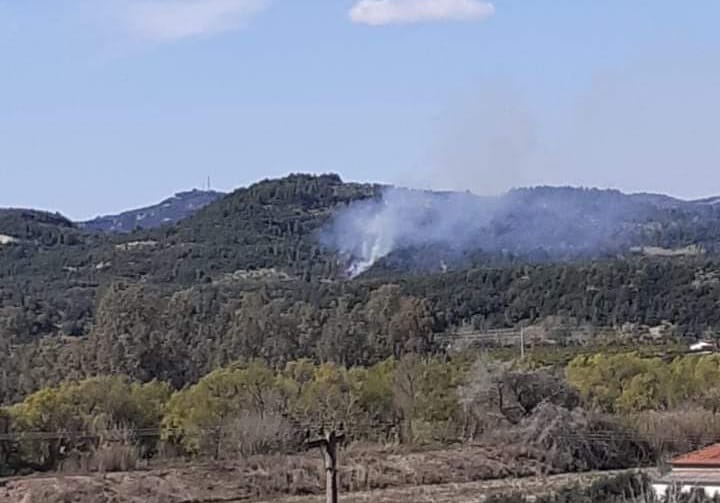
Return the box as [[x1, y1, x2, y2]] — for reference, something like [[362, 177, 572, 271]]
[[1, 0, 719, 219]]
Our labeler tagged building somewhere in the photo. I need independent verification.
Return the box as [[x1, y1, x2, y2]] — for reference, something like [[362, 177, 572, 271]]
[[653, 443, 720, 498]]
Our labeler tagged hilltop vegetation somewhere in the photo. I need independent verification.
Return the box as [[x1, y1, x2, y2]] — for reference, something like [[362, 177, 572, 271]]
[[0, 209, 77, 244]]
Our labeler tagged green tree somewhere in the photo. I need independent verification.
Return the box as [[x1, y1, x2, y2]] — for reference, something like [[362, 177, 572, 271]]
[[162, 360, 281, 456]]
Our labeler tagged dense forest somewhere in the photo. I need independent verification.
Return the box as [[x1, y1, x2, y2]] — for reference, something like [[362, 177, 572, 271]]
[[4, 174, 720, 404]]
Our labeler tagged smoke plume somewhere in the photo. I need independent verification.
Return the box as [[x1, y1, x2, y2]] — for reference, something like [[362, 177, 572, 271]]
[[322, 188, 499, 276], [322, 185, 657, 277]]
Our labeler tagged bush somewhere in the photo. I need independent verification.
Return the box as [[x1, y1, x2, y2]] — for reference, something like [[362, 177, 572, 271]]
[[485, 473, 652, 502], [504, 404, 654, 472], [220, 411, 297, 458]]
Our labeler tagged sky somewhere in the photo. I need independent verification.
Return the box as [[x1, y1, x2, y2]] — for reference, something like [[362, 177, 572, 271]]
[[1, 0, 720, 220]]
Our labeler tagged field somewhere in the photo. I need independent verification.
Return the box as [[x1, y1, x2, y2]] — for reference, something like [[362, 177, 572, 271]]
[[259, 471, 638, 503], [0, 445, 640, 503]]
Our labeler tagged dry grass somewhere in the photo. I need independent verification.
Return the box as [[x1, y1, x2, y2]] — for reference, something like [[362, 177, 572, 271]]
[[220, 410, 296, 458], [631, 408, 720, 457], [255, 470, 641, 503], [59, 428, 143, 474], [0, 443, 551, 503]]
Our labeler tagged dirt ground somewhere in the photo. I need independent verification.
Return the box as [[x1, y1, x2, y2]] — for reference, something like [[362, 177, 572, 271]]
[[258, 471, 637, 503], [0, 445, 636, 503]]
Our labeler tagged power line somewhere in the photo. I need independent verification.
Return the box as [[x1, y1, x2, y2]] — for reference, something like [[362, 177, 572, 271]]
[[2, 425, 720, 444], [0, 421, 397, 442]]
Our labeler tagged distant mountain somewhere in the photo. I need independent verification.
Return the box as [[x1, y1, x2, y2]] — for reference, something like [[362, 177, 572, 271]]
[[79, 189, 225, 232]]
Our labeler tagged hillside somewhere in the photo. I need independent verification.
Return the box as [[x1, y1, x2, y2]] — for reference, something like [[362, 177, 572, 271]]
[[328, 184, 720, 276], [80, 189, 225, 232], [4, 174, 720, 403], [0, 209, 77, 244]]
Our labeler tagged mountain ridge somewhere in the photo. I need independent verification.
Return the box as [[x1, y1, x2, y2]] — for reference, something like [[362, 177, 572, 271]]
[[3, 181, 719, 238], [79, 189, 225, 233], [3, 176, 720, 269]]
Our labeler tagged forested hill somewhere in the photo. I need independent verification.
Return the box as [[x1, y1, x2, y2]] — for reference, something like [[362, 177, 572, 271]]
[[165, 173, 380, 278], [0, 174, 380, 283], [4, 174, 720, 283], [0, 209, 76, 243], [4, 174, 720, 403]]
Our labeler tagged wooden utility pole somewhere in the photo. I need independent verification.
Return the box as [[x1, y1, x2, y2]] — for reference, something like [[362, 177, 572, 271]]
[[307, 428, 345, 503]]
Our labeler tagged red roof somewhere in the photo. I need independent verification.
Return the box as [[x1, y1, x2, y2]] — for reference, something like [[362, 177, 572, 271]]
[[673, 443, 720, 468]]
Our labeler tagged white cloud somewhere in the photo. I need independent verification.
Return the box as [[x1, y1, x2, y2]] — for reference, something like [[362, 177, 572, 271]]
[[349, 0, 494, 26], [124, 0, 269, 42]]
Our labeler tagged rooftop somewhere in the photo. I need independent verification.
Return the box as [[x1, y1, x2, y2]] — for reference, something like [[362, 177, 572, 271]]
[[673, 444, 720, 468]]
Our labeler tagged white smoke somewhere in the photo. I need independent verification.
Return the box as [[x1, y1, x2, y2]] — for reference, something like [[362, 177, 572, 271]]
[[322, 184, 650, 277], [322, 187, 498, 276]]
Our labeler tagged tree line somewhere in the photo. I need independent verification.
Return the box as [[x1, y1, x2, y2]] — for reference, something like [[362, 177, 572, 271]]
[[568, 352, 720, 414], [6, 252, 720, 404]]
